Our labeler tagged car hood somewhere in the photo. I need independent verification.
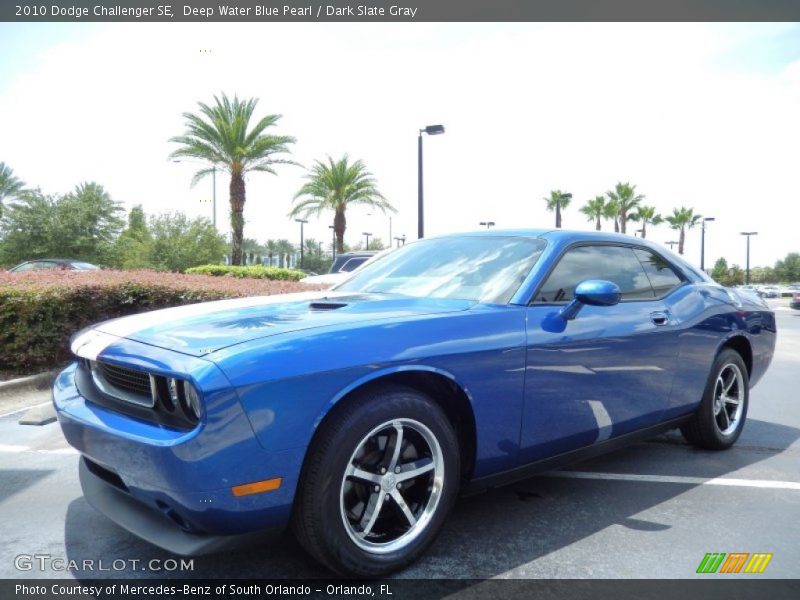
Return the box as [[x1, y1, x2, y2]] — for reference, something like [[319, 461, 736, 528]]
[[91, 291, 473, 357]]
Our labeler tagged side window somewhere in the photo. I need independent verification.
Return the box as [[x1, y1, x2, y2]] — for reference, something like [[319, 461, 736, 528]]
[[633, 248, 684, 296], [534, 245, 654, 303], [12, 262, 36, 272]]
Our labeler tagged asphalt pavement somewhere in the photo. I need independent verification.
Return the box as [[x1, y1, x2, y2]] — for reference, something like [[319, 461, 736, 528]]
[[0, 301, 797, 580]]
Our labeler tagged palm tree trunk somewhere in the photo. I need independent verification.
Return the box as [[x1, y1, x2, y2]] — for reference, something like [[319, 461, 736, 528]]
[[619, 210, 627, 234], [595, 215, 601, 231], [334, 208, 346, 254], [641, 222, 647, 239], [555, 202, 561, 228], [229, 172, 246, 265], [678, 227, 686, 255]]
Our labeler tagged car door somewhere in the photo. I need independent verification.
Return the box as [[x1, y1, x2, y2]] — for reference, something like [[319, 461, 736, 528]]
[[518, 243, 684, 463]]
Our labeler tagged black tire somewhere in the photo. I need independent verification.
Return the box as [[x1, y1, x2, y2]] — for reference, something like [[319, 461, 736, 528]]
[[681, 348, 749, 450], [292, 384, 460, 577]]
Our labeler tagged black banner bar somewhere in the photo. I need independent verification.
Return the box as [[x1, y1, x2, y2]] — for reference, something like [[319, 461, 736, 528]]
[[3, 579, 800, 600], [3, 0, 800, 23]]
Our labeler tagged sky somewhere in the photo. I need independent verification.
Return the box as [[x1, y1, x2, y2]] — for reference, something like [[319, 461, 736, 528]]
[[0, 22, 798, 268]]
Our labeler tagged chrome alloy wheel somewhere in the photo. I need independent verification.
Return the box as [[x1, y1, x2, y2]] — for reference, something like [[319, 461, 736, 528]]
[[339, 418, 445, 554], [713, 363, 745, 436]]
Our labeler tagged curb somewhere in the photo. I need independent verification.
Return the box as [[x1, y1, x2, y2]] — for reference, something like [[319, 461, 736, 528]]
[[18, 403, 58, 426], [0, 370, 60, 394]]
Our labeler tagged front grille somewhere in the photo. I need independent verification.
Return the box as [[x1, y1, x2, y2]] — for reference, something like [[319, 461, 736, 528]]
[[76, 359, 201, 431], [99, 363, 152, 396]]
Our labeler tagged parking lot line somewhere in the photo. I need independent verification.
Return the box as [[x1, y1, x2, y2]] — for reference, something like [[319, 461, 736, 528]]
[[0, 400, 52, 419], [0, 443, 77, 455], [548, 470, 800, 491]]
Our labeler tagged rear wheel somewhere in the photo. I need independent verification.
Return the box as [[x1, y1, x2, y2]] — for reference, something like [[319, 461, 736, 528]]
[[292, 385, 460, 577], [681, 348, 749, 450]]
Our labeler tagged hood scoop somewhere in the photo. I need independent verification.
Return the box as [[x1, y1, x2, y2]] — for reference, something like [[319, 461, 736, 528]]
[[308, 301, 349, 311]]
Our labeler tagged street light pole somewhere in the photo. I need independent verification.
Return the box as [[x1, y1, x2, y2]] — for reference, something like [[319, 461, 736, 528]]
[[328, 225, 336, 260], [700, 217, 715, 272], [363, 232, 372, 250], [295, 218, 308, 269], [740, 231, 758, 285], [417, 124, 445, 239], [479, 221, 495, 229]]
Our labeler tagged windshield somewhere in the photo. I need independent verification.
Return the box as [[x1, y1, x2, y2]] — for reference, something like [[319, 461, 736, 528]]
[[335, 236, 546, 304]]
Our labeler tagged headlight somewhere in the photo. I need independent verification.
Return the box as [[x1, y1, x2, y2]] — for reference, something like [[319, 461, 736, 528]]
[[182, 381, 202, 421], [165, 378, 180, 410]]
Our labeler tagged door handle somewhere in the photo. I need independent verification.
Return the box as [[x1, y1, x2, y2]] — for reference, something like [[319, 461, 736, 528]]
[[650, 311, 669, 326]]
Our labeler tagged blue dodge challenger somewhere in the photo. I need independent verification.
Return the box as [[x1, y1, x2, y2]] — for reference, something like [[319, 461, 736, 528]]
[[54, 230, 776, 576]]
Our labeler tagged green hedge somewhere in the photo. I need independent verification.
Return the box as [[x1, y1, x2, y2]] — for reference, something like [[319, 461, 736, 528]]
[[0, 270, 322, 377], [185, 264, 304, 281]]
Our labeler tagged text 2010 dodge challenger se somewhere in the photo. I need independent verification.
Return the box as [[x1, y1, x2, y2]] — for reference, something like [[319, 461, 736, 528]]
[[54, 230, 776, 576]]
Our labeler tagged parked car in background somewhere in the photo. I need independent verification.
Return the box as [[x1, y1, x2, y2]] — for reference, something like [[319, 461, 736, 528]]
[[54, 230, 776, 576], [759, 285, 780, 298], [9, 259, 100, 272], [301, 251, 380, 287], [791, 293, 800, 310]]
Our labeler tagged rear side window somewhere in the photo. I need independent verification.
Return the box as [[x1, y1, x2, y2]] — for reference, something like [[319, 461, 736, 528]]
[[534, 245, 654, 303], [633, 248, 684, 296]]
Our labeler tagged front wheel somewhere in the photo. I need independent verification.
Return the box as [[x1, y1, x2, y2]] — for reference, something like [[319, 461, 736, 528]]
[[681, 348, 749, 450], [292, 385, 460, 577]]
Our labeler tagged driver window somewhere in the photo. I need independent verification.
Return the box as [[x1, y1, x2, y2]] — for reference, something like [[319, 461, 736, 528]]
[[534, 245, 655, 303]]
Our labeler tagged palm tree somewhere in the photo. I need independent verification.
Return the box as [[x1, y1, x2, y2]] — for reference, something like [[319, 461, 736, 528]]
[[265, 239, 279, 266], [0, 162, 25, 219], [629, 205, 663, 239], [606, 182, 644, 234], [543, 190, 572, 228], [169, 93, 297, 265], [289, 155, 394, 253], [603, 197, 620, 232], [580, 196, 606, 231], [665, 206, 702, 255]]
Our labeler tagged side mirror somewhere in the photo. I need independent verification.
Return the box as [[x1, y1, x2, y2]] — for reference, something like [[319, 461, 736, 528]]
[[560, 280, 621, 320]]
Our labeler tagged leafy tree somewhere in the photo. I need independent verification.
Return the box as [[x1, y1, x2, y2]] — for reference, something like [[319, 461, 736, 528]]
[[579, 196, 606, 231], [169, 93, 297, 265], [749, 266, 776, 284], [111, 205, 152, 269], [0, 183, 123, 265], [148, 212, 227, 272], [60, 182, 125, 261], [664, 206, 702, 255], [0, 162, 25, 219], [774, 252, 800, 282], [606, 182, 644, 234], [629, 205, 663, 239], [289, 155, 394, 253], [351, 237, 387, 251], [711, 257, 729, 283], [725, 265, 745, 287], [543, 190, 571, 229]]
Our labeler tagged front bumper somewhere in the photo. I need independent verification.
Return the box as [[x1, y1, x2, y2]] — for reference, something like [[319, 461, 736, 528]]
[[54, 360, 306, 543], [79, 457, 283, 556]]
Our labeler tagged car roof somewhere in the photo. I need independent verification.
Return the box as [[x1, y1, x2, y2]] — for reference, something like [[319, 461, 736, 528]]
[[433, 228, 661, 245]]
